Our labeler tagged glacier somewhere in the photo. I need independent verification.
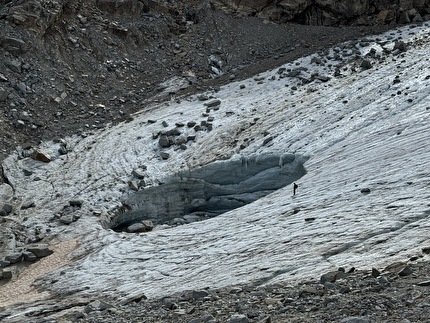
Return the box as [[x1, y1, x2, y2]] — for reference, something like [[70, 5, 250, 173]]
[[1, 22, 430, 309]]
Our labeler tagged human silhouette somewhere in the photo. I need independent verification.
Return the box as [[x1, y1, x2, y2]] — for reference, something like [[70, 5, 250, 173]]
[[293, 183, 298, 196]]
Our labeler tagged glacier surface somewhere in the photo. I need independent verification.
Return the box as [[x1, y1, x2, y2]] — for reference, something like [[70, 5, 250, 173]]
[[2, 23, 430, 304]]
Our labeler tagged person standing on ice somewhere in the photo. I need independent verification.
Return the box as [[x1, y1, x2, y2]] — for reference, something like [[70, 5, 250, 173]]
[[293, 183, 298, 196]]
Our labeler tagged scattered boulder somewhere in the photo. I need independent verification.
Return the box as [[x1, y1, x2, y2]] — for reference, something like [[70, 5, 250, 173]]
[[22, 251, 38, 262], [398, 265, 413, 276], [360, 59, 372, 70], [32, 150, 52, 163], [5, 252, 23, 264], [0, 259, 11, 267], [1, 269, 13, 280], [227, 314, 249, 323], [126, 220, 154, 233], [394, 40, 408, 52], [192, 289, 210, 300], [84, 299, 114, 313], [371, 268, 381, 278], [59, 214, 78, 224], [0, 203, 13, 216], [320, 268, 347, 284], [0, 86, 9, 102], [160, 152, 170, 160], [187, 121, 197, 128], [132, 168, 146, 179], [158, 135, 171, 148], [203, 99, 221, 108], [69, 200, 83, 208], [340, 317, 371, 323], [360, 188, 371, 194], [189, 314, 216, 323], [0, 184, 13, 201], [26, 244, 53, 258]]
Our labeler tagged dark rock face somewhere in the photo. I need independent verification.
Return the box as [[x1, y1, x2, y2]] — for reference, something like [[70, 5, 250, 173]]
[[215, 0, 430, 25], [108, 153, 308, 229]]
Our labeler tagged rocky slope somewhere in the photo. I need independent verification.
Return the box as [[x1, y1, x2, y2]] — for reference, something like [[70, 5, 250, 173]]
[[0, 0, 421, 167]]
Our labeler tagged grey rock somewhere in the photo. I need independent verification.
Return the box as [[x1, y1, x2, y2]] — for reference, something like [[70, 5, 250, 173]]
[[192, 289, 210, 300], [187, 135, 196, 142], [22, 168, 33, 176], [412, 13, 423, 22], [16, 82, 27, 95], [167, 127, 181, 136], [5, 252, 23, 264], [32, 150, 52, 163], [197, 94, 209, 101], [315, 75, 330, 82], [340, 317, 371, 323], [1, 269, 13, 280], [0, 203, 13, 216], [126, 221, 153, 233], [203, 99, 221, 107], [132, 168, 146, 179], [160, 152, 170, 160], [187, 121, 197, 127], [398, 11, 410, 24], [22, 251, 38, 262], [26, 244, 53, 258], [183, 214, 202, 223], [417, 280, 430, 286], [59, 214, 76, 224], [126, 224, 144, 234], [227, 314, 249, 323], [158, 135, 171, 148], [5, 59, 22, 73], [360, 59, 372, 70], [394, 41, 408, 52], [84, 299, 113, 313], [0, 86, 9, 102], [171, 217, 186, 225], [0, 184, 13, 203], [189, 314, 216, 323], [263, 136, 273, 145], [175, 135, 187, 145], [360, 188, 371, 194], [0, 259, 11, 267], [128, 180, 139, 191], [371, 268, 381, 278], [0, 37, 27, 54], [96, 0, 144, 16], [69, 200, 83, 207], [320, 270, 347, 283], [398, 265, 413, 276]]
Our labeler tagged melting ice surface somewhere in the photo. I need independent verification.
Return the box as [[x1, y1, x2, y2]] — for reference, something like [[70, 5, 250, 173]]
[[2, 23, 430, 303]]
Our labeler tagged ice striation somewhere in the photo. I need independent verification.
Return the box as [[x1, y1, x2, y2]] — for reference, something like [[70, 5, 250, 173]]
[[1, 23, 430, 307]]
